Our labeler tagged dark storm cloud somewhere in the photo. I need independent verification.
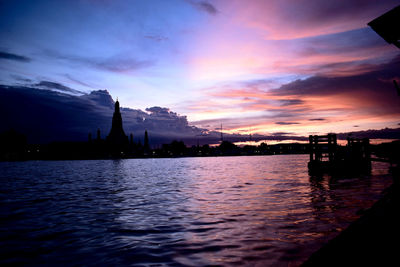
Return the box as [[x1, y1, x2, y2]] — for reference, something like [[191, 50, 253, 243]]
[[0, 85, 210, 144], [0, 85, 109, 143], [0, 51, 31, 62]]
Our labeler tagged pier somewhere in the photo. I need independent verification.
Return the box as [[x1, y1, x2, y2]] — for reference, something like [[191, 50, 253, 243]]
[[308, 134, 371, 174]]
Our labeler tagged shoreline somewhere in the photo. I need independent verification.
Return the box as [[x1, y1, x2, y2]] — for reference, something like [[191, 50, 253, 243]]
[[301, 167, 400, 266], [0, 152, 308, 162]]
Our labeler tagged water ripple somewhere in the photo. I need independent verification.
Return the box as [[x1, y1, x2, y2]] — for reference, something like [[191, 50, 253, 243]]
[[0, 155, 392, 266]]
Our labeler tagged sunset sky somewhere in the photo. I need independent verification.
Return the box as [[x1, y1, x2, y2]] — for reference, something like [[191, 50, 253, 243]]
[[0, 0, 399, 138]]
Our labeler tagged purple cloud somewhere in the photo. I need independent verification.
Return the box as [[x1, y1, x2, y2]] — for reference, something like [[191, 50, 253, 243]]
[[187, 0, 218, 15], [0, 51, 31, 62], [275, 122, 300, 125]]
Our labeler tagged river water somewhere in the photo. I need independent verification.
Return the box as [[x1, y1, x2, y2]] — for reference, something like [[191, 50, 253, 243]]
[[0, 155, 393, 266]]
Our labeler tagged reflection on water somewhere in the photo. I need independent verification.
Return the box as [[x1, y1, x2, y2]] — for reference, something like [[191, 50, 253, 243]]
[[0, 155, 392, 266]]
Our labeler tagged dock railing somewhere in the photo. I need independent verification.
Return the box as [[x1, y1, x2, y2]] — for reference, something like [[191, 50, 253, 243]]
[[309, 134, 337, 163], [347, 137, 371, 162]]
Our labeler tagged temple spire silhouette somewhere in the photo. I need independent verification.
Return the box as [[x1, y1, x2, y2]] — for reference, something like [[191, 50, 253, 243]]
[[144, 130, 150, 152], [106, 99, 128, 145]]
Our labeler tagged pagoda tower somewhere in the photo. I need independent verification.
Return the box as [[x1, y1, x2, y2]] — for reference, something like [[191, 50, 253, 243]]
[[106, 99, 128, 145]]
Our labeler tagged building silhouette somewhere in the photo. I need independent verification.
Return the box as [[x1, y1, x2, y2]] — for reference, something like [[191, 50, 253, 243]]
[[106, 99, 128, 146], [97, 128, 101, 141]]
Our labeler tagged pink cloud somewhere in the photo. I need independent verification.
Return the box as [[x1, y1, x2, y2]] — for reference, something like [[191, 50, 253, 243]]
[[174, 1, 400, 137], [185, 1, 398, 85], [184, 56, 400, 135], [227, 0, 399, 40]]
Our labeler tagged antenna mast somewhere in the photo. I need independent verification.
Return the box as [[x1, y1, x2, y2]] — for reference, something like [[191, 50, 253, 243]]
[[220, 123, 223, 142]]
